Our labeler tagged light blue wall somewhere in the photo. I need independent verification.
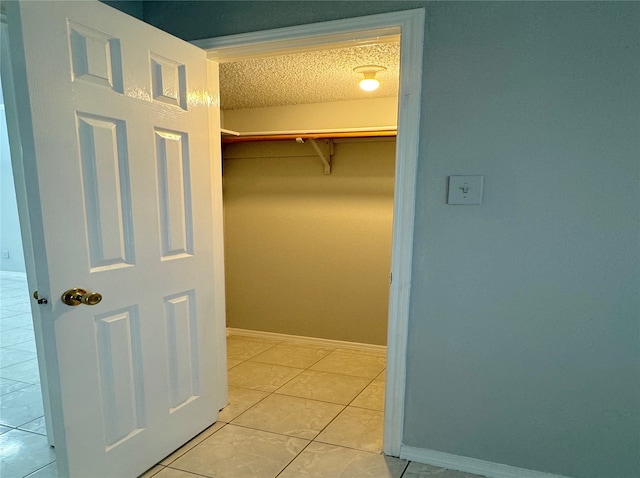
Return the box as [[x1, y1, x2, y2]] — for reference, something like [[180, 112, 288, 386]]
[[141, 2, 640, 477], [0, 77, 26, 272], [405, 3, 639, 478]]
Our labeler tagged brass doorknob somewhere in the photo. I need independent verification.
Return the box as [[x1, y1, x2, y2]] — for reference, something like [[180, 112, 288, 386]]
[[61, 288, 102, 306]]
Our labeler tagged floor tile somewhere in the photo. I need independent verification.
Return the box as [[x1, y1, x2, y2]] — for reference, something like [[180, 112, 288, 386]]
[[249, 344, 332, 369], [218, 386, 269, 423], [0, 425, 12, 434], [0, 292, 31, 303], [160, 422, 225, 465], [315, 407, 383, 453], [169, 424, 308, 478], [0, 323, 24, 333], [0, 385, 44, 427], [232, 394, 343, 440], [402, 462, 485, 477], [0, 313, 33, 329], [0, 347, 37, 369], [0, 297, 31, 309], [5, 340, 37, 354], [1, 303, 32, 315], [227, 361, 303, 392], [137, 465, 164, 477], [0, 377, 31, 396], [276, 370, 370, 405], [227, 358, 243, 369], [310, 350, 386, 378], [279, 442, 407, 478], [0, 271, 27, 279], [153, 467, 208, 477], [0, 308, 26, 319], [18, 416, 47, 435], [1, 281, 29, 292], [0, 358, 41, 384], [25, 462, 58, 478], [0, 311, 32, 323], [0, 327, 35, 348], [351, 380, 385, 411], [226, 337, 277, 361], [0, 301, 32, 314], [0, 429, 55, 478]]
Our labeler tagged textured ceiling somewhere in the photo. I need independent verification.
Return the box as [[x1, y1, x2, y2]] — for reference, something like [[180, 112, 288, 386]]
[[219, 41, 400, 110]]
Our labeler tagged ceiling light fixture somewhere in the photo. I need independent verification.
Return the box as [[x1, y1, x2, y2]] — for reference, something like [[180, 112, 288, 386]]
[[353, 65, 386, 92]]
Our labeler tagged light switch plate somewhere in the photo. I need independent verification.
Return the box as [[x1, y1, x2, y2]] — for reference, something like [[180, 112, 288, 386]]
[[447, 176, 484, 205]]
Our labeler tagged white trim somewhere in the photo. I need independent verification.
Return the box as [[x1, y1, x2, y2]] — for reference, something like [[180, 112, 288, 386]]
[[400, 446, 574, 478], [382, 8, 425, 458], [232, 125, 397, 137], [192, 14, 404, 62], [198, 33, 401, 63], [227, 328, 386, 355], [199, 8, 425, 457]]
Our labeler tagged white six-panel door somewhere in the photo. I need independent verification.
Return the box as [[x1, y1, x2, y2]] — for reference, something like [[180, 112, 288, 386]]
[[7, 1, 227, 476]]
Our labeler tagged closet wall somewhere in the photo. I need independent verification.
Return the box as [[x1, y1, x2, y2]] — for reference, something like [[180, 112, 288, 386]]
[[222, 137, 395, 345]]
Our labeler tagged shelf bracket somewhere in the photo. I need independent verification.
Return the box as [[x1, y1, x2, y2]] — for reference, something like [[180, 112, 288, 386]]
[[296, 138, 332, 174]]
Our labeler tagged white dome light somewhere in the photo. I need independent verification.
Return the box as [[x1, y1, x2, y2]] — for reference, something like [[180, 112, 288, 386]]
[[359, 78, 380, 91], [353, 65, 387, 92]]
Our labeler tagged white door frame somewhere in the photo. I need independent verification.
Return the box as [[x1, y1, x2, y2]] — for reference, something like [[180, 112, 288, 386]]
[[193, 8, 425, 456]]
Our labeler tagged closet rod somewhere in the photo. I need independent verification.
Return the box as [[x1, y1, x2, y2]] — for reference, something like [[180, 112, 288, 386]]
[[221, 130, 397, 144]]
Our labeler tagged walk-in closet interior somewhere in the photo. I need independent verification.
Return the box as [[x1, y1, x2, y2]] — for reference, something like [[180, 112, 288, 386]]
[[219, 38, 400, 346]]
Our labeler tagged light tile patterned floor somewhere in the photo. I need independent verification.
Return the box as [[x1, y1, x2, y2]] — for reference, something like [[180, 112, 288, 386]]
[[0, 272, 481, 478], [0, 271, 54, 478], [147, 334, 483, 478]]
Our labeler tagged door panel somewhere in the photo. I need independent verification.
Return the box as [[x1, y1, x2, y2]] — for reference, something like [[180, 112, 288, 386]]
[[95, 306, 145, 449], [165, 290, 200, 410], [7, 1, 226, 476], [155, 129, 194, 258], [77, 113, 135, 270]]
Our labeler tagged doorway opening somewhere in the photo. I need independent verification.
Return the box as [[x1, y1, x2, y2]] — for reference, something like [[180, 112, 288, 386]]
[[198, 8, 425, 456], [217, 37, 400, 455]]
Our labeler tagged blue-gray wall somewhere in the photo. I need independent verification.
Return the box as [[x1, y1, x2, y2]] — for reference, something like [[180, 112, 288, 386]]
[[405, 4, 639, 478], [100, 0, 143, 19], [142, 1, 423, 39], [139, 2, 640, 477]]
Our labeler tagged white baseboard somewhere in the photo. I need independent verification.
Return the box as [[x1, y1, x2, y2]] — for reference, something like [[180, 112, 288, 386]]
[[226, 327, 386, 355], [400, 446, 573, 478]]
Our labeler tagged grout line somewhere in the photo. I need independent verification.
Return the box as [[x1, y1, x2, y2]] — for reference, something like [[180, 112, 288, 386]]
[[311, 436, 387, 456], [223, 389, 275, 424], [159, 423, 228, 466], [224, 422, 315, 442], [138, 464, 165, 478], [164, 464, 215, 478], [21, 460, 56, 478], [273, 439, 315, 478], [270, 390, 352, 407], [399, 460, 412, 477]]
